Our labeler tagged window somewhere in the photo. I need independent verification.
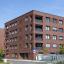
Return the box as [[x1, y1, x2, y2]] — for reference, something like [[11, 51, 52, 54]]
[[25, 34, 28, 40], [25, 43, 29, 48], [9, 30, 17, 35], [25, 27, 28, 31], [45, 26, 50, 31], [11, 23, 16, 27], [6, 40, 9, 42], [25, 16, 32, 23], [29, 34, 32, 40], [35, 43, 43, 48], [14, 29, 17, 34], [53, 44, 57, 48], [6, 26, 9, 29], [59, 36, 63, 40], [11, 31, 15, 35], [11, 24, 15, 27], [46, 34, 50, 39], [58, 28, 63, 32], [46, 17, 50, 22], [14, 37, 17, 41], [53, 18, 57, 23], [46, 44, 50, 48], [59, 20, 63, 25], [29, 43, 33, 49], [9, 25, 12, 28], [30, 25, 32, 31], [15, 30, 17, 34], [25, 25, 28, 31], [52, 27, 57, 32], [25, 17, 29, 22], [15, 23, 17, 26], [10, 39, 12, 42], [53, 35, 57, 40], [9, 32, 12, 35]]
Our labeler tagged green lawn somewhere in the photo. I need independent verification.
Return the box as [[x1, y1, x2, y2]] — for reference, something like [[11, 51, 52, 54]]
[[0, 62, 10, 64]]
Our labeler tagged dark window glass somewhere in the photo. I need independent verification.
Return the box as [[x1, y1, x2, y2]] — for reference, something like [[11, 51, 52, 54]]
[[58, 28, 63, 32], [35, 43, 42, 47]]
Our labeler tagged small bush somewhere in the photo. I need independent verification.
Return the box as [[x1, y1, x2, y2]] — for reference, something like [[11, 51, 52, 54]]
[[56, 61, 64, 64]]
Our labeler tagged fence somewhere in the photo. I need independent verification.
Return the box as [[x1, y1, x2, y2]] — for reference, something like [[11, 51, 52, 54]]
[[36, 54, 64, 61]]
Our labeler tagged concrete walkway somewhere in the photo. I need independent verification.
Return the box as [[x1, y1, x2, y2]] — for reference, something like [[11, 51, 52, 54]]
[[7, 59, 48, 64]]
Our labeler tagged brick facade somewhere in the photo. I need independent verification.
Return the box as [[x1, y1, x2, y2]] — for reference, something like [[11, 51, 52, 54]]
[[5, 10, 64, 60]]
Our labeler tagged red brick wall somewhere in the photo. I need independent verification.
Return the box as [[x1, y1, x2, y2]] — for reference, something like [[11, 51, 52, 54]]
[[0, 28, 5, 50]]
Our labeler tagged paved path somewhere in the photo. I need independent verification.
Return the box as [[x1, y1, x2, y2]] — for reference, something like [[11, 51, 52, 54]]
[[7, 59, 48, 64]]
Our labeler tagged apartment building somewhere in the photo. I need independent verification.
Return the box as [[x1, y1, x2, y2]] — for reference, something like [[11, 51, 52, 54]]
[[5, 10, 64, 60]]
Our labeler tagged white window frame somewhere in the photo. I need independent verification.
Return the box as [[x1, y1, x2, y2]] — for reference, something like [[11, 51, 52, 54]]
[[53, 35, 57, 40], [59, 36, 63, 40], [45, 26, 50, 31], [46, 44, 50, 48], [53, 44, 57, 48], [52, 27, 57, 31], [46, 34, 50, 39], [59, 20, 63, 25]]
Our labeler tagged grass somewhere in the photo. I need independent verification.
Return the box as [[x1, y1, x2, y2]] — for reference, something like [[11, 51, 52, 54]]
[[56, 61, 64, 64], [0, 62, 10, 64], [0, 61, 10, 64]]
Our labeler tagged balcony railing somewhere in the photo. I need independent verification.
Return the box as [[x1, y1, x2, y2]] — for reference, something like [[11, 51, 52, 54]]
[[35, 28, 42, 32], [35, 19, 42, 23], [35, 38, 43, 42], [36, 47, 43, 49]]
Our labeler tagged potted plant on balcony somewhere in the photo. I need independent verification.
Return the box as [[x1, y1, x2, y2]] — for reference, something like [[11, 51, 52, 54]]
[[43, 48, 49, 55], [59, 48, 64, 54], [59, 44, 64, 54]]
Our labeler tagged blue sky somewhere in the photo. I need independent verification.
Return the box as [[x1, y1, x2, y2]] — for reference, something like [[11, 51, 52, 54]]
[[0, 0, 64, 28]]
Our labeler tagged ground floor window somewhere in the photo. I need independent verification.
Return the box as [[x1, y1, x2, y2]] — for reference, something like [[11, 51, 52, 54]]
[[20, 53, 28, 59]]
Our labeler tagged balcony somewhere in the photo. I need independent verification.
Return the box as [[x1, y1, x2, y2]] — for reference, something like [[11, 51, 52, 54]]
[[35, 19, 42, 23], [35, 38, 42, 42], [35, 16, 42, 24], [35, 28, 42, 32], [35, 34, 43, 42], [35, 25, 43, 33]]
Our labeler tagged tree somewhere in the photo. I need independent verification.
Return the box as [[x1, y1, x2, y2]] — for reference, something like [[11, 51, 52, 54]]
[[43, 48, 49, 54], [0, 48, 4, 62], [59, 48, 64, 54]]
